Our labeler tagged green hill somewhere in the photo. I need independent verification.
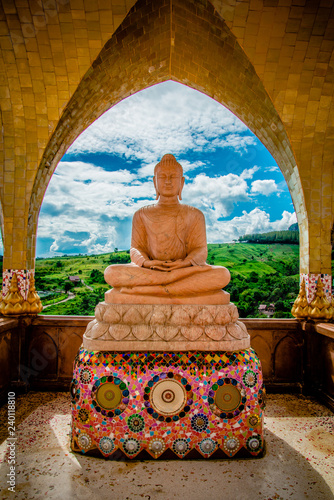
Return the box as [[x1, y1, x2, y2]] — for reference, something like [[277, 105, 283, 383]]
[[32, 243, 300, 318], [207, 242, 299, 276]]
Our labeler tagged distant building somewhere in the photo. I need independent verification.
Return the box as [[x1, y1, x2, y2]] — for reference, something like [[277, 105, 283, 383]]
[[68, 276, 81, 284], [258, 303, 275, 317]]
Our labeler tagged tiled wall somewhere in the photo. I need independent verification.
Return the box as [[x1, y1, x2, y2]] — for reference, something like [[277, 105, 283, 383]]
[[0, 0, 333, 285]]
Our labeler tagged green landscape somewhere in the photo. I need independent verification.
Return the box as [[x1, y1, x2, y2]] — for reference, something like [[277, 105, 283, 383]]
[[29, 236, 301, 318]]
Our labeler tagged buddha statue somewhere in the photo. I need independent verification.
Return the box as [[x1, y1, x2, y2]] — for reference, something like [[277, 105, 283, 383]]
[[104, 154, 231, 304]]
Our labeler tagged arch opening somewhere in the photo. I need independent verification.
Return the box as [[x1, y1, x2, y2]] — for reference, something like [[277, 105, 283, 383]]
[[36, 81, 300, 318], [27, 0, 306, 272]]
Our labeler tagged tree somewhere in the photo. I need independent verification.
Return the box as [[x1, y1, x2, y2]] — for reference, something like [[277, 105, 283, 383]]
[[89, 269, 105, 284], [108, 253, 131, 264], [65, 281, 74, 292]]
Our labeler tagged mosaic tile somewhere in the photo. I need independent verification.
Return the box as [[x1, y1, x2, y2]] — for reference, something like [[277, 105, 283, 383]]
[[71, 348, 265, 459], [2, 269, 34, 299], [301, 273, 332, 302]]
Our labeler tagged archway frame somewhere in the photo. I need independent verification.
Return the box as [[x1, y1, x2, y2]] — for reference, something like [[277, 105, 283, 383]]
[[27, 0, 306, 272]]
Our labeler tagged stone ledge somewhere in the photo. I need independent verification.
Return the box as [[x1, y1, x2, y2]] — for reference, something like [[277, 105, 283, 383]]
[[315, 322, 334, 340], [81, 337, 251, 352], [83, 302, 250, 351]]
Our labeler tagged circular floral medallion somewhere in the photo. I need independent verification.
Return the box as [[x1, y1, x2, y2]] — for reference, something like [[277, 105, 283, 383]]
[[199, 438, 216, 455], [191, 413, 209, 432], [172, 438, 190, 456], [144, 372, 193, 422], [78, 408, 90, 424], [243, 370, 258, 388], [149, 438, 166, 456], [127, 414, 145, 433], [80, 368, 93, 385], [91, 375, 129, 418], [123, 438, 141, 456], [77, 432, 92, 450], [246, 434, 262, 453], [247, 414, 260, 428], [208, 378, 246, 419], [99, 437, 115, 455], [70, 378, 80, 404], [223, 437, 240, 454]]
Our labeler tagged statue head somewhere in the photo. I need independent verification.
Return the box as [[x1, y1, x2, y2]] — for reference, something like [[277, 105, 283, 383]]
[[153, 154, 185, 201]]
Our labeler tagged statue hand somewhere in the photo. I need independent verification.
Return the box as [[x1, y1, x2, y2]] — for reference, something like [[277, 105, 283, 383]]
[[143, 259, 172, 271], [162, 259, 192, 270]]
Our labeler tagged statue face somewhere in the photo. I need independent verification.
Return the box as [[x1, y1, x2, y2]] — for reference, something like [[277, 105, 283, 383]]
[[154, 164, 184, 199]]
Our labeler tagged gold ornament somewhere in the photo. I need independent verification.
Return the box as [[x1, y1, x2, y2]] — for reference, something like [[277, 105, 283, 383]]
[[0, 272, 43, 316], [25, 274, 43, 314], [0, 273, 24, 315], [291, 278, 310, 319], [308, 278, 331, 320]]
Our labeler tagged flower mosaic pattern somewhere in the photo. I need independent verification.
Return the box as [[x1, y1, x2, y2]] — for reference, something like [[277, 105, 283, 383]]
[[71, 348, 264, 459]]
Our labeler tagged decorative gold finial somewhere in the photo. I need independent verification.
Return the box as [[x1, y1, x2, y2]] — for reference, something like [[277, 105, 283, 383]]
[[308, 278, 332, 320], [25, 274, 43, 314], [0, 272, 43, 316], [0, 273, 24, 315], [291, 278, 310, 319]]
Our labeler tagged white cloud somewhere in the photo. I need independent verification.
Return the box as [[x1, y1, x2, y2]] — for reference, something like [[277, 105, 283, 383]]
[[35, 82, 292, 257], [251, 179, 279, 196], [37, 161, 156, 256], [38, 161, 262, 256], [67, 81, 256, 164], [240, 166, 259, 180], [265, 165, 280, 172], [183, 171, 250, 219], [206, 209, 297, 243]]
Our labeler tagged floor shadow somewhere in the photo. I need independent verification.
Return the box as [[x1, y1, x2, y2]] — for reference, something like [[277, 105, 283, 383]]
[[0, 394, 333, 499]]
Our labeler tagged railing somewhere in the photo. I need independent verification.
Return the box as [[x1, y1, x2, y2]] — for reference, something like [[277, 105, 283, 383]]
[[0, 316, 333, 411]]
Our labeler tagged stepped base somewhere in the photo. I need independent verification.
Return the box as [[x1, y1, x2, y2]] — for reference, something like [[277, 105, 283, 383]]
[[83, 302, 250, 351]]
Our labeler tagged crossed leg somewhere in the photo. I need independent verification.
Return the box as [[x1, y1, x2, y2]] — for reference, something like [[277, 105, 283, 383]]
[[104, 263, 230, 296]]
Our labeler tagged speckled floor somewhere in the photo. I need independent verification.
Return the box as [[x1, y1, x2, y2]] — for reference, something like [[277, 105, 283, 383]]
[[0, 393, 333, 500]]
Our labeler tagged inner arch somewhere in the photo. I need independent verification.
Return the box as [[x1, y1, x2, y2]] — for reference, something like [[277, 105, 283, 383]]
[[28, 0, 305, 268], [36, 81, 296, 258]]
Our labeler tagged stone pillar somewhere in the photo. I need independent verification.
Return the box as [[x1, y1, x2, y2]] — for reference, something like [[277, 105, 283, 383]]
[[292, 166, 333, 320], [0, 216, 42, 316]]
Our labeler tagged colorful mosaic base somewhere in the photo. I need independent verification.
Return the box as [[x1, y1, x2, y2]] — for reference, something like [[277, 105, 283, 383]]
[[301, 273, 332, 303], [2, 268, 33, 299], [70, 348, 265, 459]]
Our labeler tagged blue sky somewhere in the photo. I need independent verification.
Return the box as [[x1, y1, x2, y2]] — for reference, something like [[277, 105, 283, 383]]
[[33, 81, 296, 257]]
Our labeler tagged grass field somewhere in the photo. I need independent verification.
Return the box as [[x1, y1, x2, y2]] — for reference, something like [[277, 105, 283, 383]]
[[32, 243, 301, 317], [35, 243, 300, 284]]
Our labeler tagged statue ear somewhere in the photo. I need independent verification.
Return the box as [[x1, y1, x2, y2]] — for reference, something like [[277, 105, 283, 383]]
[[153, 176, 160, 200], [178, 176, 185, 200]]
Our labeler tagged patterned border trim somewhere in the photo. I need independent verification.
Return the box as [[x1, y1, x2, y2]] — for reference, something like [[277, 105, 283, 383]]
[[2, 269, 34, 299], [300, 273, 332, 303]]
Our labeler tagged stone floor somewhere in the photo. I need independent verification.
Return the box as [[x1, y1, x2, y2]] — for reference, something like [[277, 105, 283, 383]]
[[0, 392, 333, 500]]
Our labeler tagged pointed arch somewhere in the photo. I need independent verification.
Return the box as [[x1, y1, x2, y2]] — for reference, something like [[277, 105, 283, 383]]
[[27, 0, 305, 268]]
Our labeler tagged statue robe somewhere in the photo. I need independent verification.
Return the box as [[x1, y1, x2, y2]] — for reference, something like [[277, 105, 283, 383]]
[[130, 204, 208, 267]]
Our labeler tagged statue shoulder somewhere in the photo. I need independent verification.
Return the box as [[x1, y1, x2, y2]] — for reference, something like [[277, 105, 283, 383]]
[[180, 204, 205, 219], [133, 204, 155, 217]]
